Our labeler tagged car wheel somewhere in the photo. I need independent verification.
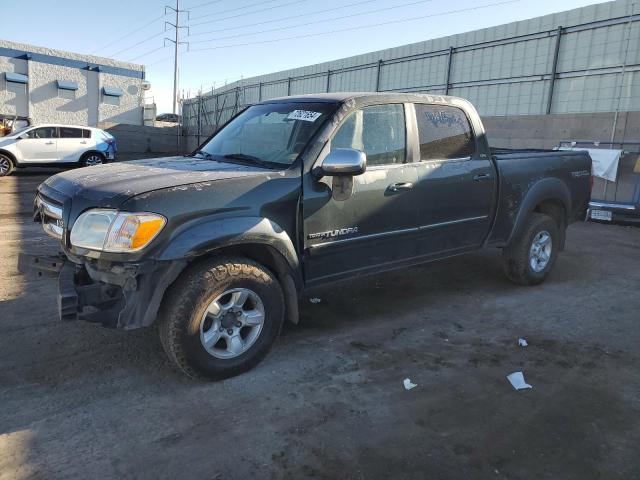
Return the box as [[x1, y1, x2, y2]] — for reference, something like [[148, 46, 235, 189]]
[[159, 256, 285, 380], [502, 213, 559, 286], [81, 152, 105, 167], [0, 154, 15, 177]]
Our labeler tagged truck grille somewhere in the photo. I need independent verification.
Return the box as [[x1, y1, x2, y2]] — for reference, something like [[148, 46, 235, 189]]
[[36, 194, 64, 239]]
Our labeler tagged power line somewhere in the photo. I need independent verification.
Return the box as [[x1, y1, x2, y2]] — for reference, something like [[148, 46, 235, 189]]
[[147, 55, 175, 67], [185, 0, 224, 9], [190, 0, 522, 52], [189, 0, 280, 22], [187, 0, 379, 38], [190, 0, 436, 44], [127, 45, 168, 62], [108, 29, 166, 58], [92, 13, 167, 54], [189, 0, 310, 27]]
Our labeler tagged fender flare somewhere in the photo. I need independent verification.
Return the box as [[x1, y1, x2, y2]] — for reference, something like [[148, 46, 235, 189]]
[[507, 177, 571, 246], [156, 215, 301, 285]]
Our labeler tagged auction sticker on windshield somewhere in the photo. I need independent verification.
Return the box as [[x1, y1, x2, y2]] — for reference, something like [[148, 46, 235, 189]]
[[288, 110, 322, 122]]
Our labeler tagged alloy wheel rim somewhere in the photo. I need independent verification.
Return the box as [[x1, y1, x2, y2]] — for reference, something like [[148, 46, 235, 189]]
[[199, 288, 265, 359], [529, 230, 552, 272], [85, 155, 103, 166], [0, 158, 9, 174]]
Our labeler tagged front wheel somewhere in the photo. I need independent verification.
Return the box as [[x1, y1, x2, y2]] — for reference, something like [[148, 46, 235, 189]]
[[502, 213, 560, 286], [159, 257, 284, 380]]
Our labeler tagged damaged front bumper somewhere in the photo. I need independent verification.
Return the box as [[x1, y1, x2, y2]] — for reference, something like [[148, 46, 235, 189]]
[[19, 253, 186, 329]]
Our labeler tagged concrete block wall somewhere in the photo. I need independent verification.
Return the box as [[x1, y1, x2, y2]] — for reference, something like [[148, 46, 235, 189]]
[[98, 122, 181, 159], [483, 111, 640, 148]]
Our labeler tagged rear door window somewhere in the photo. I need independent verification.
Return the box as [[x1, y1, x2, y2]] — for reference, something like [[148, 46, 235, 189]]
[[415, 104, 475, 160], [82, 129, 92, 138], [59, 127, 83, 138]]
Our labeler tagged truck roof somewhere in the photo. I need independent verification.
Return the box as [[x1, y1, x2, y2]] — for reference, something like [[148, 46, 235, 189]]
[[260, 92, 465, 105]]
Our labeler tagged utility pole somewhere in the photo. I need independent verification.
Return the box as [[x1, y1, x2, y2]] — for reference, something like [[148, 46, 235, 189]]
[[165, 0, 189, 114]]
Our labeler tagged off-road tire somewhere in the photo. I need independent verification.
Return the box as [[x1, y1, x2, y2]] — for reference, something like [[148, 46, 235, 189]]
[[0, 154, 15, 177], [159, 256, 284, 380], [502, 213, 560, 286]]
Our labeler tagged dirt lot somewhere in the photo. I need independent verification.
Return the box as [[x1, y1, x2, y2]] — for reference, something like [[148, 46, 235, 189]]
[[1, 170, 639, 480]]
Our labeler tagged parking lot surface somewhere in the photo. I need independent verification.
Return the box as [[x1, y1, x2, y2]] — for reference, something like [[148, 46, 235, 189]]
[[1, 170, 639, 480]]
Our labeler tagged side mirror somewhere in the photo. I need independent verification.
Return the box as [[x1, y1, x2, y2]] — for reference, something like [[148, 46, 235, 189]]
[[17, 134, 28, 140], [319, 148, 366, 177]]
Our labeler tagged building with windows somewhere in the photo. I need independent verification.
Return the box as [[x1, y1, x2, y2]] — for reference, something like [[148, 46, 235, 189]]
[[0, 39, 150, 128]]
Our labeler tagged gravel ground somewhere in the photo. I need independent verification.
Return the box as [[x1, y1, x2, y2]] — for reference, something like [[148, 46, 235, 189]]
[[1, 169, 639, 480]]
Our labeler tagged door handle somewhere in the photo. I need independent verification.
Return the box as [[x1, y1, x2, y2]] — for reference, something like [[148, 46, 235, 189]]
[[45, 142, 54, 145], [473, 173, 491, 182], [80, 141, 87, 144], [388, 182, 414, 192]]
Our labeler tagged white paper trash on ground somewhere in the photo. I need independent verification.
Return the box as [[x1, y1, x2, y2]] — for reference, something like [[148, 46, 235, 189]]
[[518, 338, 528, 347], [559, 147, 622, 182], [507, 372, 533, 390], [403, 378, 417, 390]]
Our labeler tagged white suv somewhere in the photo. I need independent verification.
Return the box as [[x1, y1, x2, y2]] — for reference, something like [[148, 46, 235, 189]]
[[0, 125, 117, 176]]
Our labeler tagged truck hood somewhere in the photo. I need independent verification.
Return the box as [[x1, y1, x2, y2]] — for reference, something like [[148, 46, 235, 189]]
[[41, 156, 278, 207]]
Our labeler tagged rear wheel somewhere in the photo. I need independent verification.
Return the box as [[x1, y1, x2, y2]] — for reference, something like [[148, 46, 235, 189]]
[[159, 256, 284, 380], [502, 213, 559, 286], [81, 152, 105, 167], [0, 154, 14, 177]]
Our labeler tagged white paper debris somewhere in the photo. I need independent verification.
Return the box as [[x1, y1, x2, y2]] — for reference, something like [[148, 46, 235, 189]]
[[309, 297, 322, 304], [403, 378, 417, 390], [507, 372, 532, 390], [518, 338, 528, 347]]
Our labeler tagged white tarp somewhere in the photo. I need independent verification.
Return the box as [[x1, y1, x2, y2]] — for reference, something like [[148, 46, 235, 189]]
[[560, 148, 622, 182]]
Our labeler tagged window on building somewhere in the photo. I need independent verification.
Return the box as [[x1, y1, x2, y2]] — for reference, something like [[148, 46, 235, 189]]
[[330, 104, 406, 167], [59, 89, 75, 100], [415, 104, 475, 161], [59, 127, 83, 138], [25, 127, 58, 139], [57, 80, 78, 100], [7, 82, 26, 95], [102, 86, 123, 106], [5, 73, 28, 95], [104, 95, 120, 106]]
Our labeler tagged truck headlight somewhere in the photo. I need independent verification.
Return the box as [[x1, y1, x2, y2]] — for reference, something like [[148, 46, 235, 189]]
[[70, 209, 166, 252]]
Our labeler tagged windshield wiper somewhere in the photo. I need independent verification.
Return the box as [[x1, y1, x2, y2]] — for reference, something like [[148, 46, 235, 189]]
[[191, 149, 215, 160], [223, 153, 281, 169]]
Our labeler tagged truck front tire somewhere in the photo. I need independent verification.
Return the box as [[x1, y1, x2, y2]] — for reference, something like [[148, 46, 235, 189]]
[[502, 213, 559, 286], [159, 256, 284, 380]]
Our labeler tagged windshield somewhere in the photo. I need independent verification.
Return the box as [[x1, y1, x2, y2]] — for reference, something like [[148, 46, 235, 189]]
[[6, 126, 31, 138], [197, 102, 335, 167]]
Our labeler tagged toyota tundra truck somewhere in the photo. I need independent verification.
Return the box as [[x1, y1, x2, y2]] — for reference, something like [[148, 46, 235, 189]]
[[21, 93, 592, 379]]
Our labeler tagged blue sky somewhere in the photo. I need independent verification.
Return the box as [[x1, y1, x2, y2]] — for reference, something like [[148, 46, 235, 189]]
[[2, 0, 608, 113]]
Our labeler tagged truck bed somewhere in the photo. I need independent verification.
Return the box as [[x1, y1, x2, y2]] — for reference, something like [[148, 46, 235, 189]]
[[486, 148, 592, 246]]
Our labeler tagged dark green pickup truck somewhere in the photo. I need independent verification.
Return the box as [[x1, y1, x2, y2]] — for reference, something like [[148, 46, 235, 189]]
[[24, 93, 592, 379]]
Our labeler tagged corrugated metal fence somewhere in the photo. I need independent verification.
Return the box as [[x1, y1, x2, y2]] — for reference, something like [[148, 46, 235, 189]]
[[182, 0, 639, 148]]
